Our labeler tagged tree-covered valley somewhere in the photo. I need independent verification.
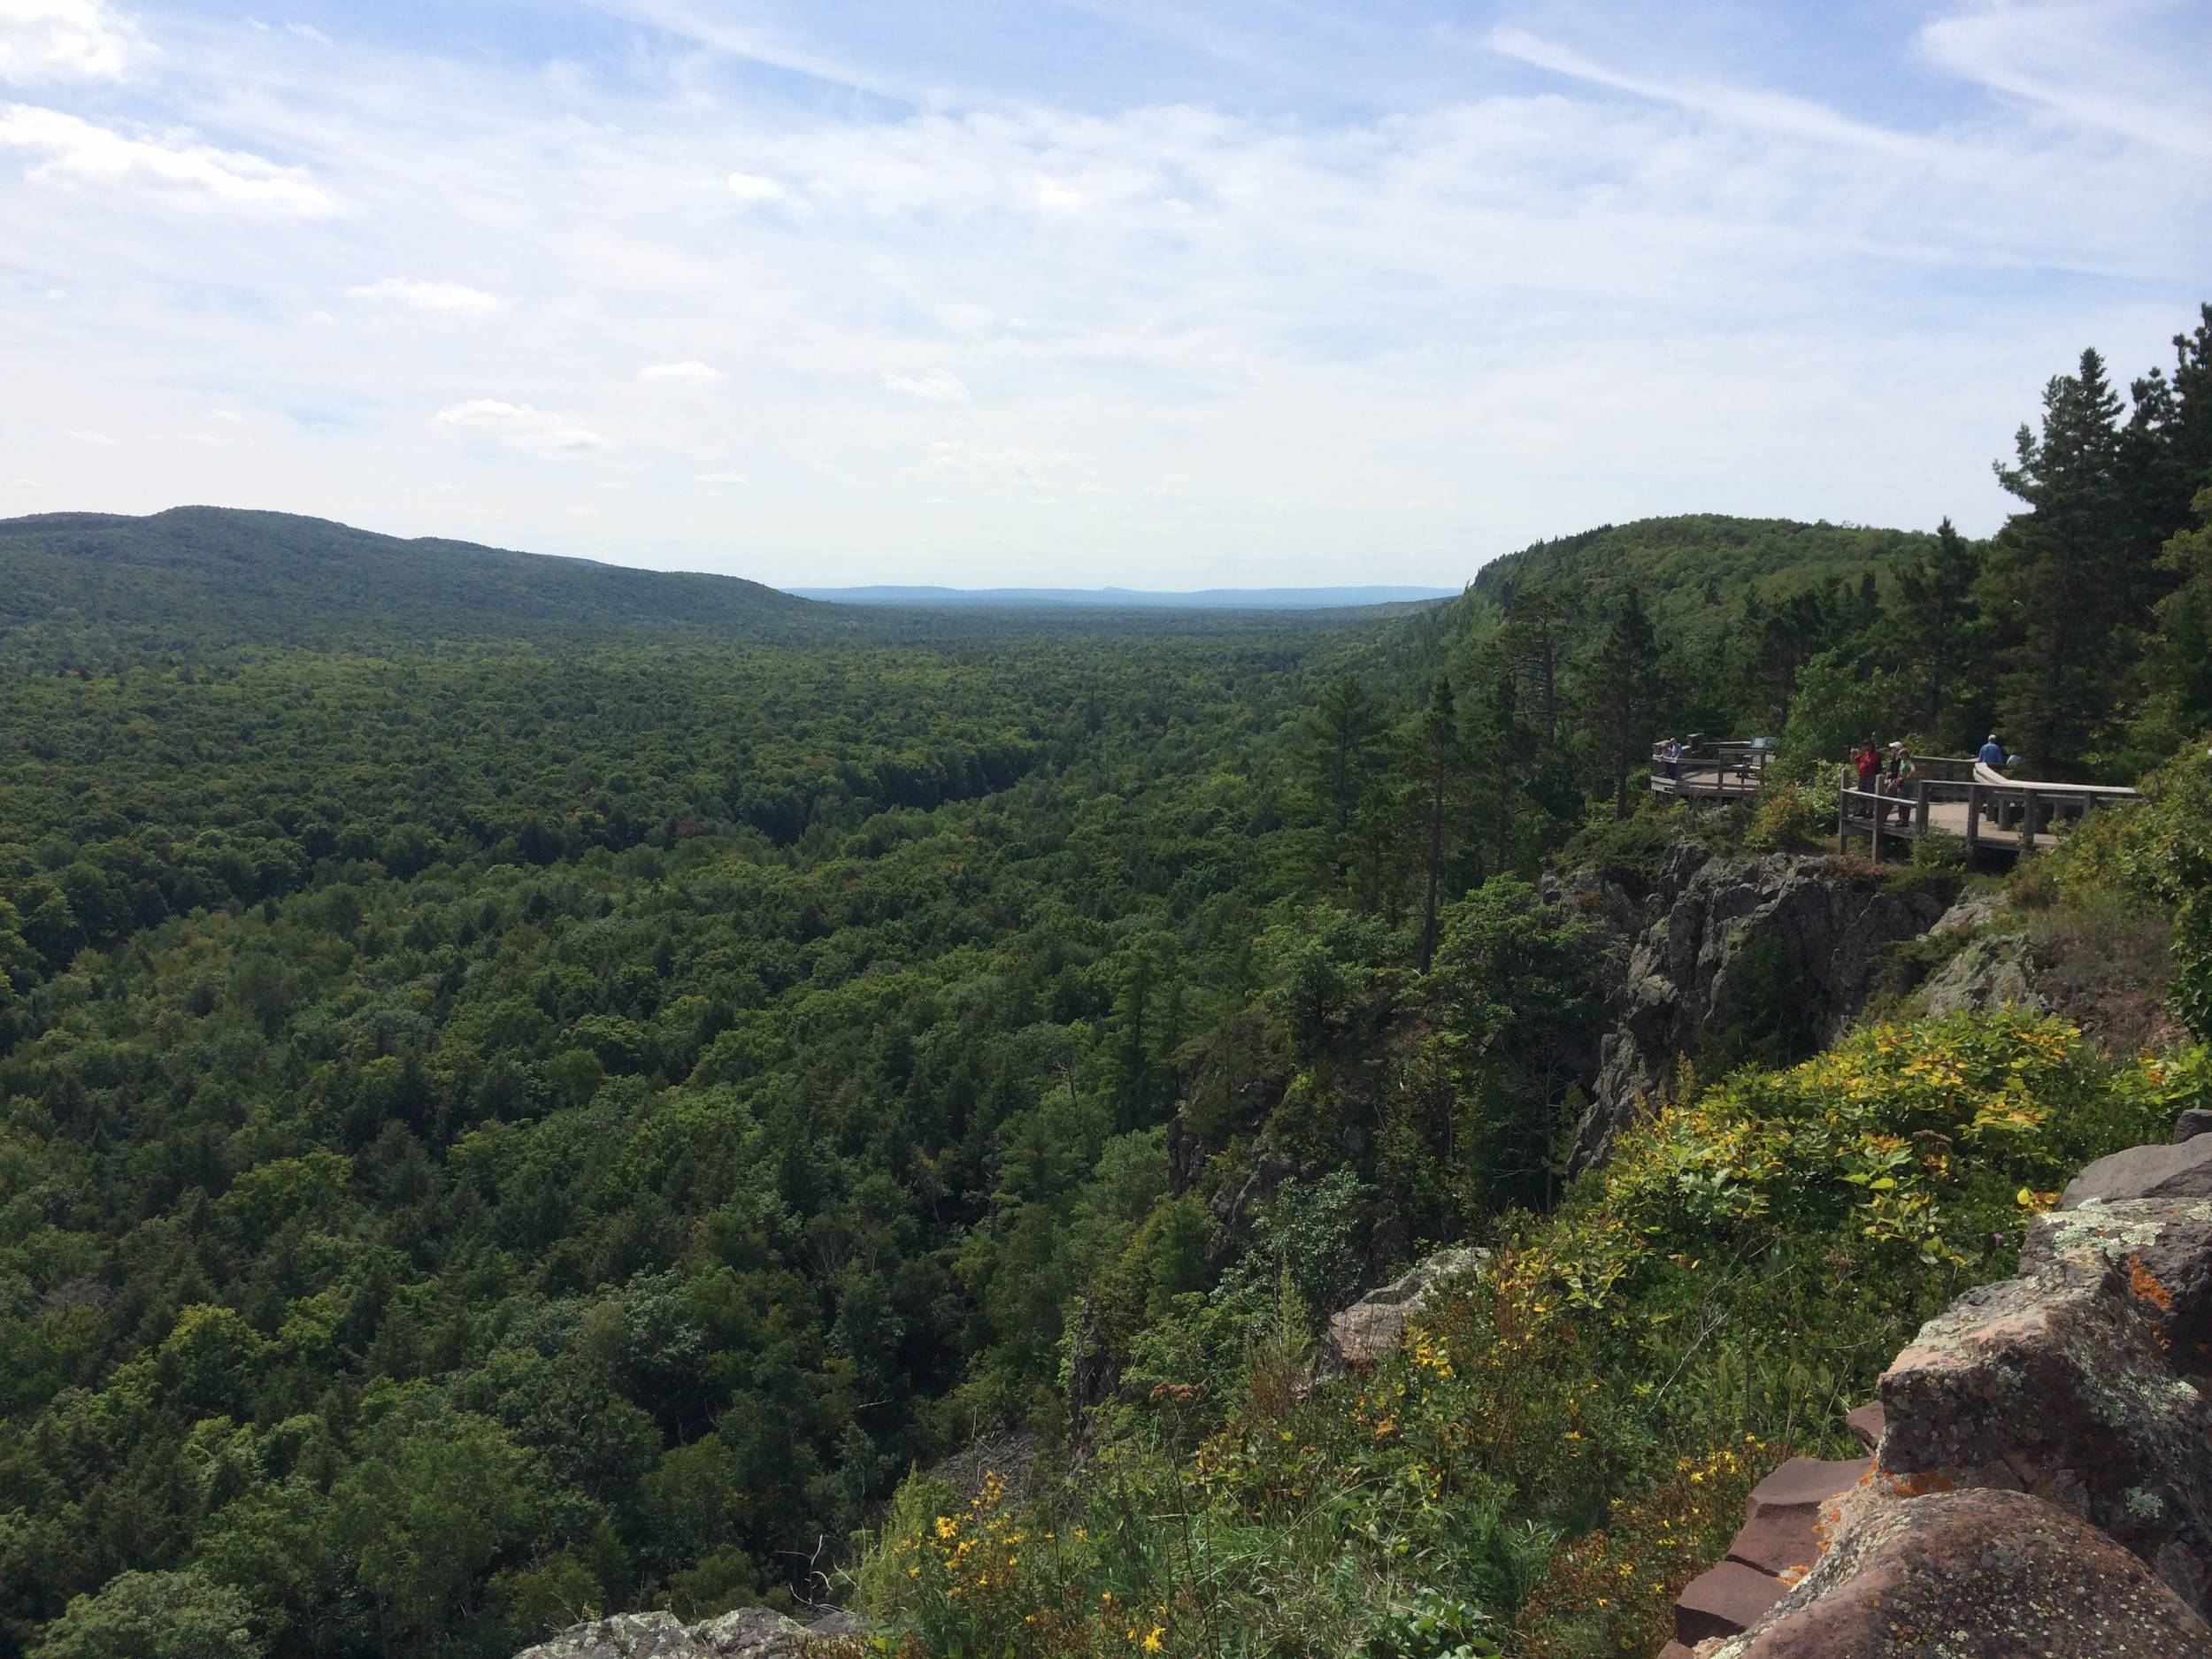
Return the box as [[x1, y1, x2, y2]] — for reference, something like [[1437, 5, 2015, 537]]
[[4, 308, 2211, 1659]]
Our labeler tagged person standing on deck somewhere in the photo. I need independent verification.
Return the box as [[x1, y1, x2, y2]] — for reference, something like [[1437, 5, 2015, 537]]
[[1855, 739, 1879, 795], [1977, 733, 2005, 824], [1882, 741, 1916, 827]]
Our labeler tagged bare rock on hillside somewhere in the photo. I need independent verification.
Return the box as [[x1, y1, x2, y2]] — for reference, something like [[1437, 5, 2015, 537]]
[[1877, 1207, 2212, 1611], [1709, 1487, 2211, 1658], [2061, 1138, 2212, 1210], [516, 1615, 703, 1659], [1571, 851, 1955, 1170], [1913, 931, 2044, 1018], [515, 1608, 865, 1659], [1312, 1246, 1489, 1379]]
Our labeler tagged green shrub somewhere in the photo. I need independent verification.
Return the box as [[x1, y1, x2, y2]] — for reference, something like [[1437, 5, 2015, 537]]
[[1743, 781, 1818, 852]]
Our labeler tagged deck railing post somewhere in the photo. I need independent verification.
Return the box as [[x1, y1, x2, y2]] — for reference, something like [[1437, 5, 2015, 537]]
[[2023, 788, 2041, 850], [1965, 783, 1979, 855], [1837, 767, 1848, 854], [1870, 790, 1882, 860], [1915, 781, 1929, 836]]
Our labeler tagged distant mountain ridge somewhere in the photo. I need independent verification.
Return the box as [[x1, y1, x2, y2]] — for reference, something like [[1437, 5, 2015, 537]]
[[788, 584, 1458, 609], [0, 506, 815, 661]]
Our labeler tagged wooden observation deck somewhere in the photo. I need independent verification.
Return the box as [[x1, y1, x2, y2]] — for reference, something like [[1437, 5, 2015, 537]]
[[1838, 755, 2138, 858], [1649, 738, 1772, 802], [1649, 737, 2139, 860]]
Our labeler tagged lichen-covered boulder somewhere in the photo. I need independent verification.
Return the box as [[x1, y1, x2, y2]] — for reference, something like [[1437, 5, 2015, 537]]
[[516, 1614, 703, 1659], [1877, 1213, 2212, 1611], [1708, 1487, 2209, 1657], [514, 1607, 864, 1659], [690, 1608, 808, 1657], [2020, 1198, 2212, 1370], [1312, 1247, 1488, 1377]]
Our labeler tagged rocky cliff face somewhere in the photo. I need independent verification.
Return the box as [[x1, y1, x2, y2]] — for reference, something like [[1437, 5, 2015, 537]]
[[1669, 1117, 2212, 1658], [1559, 848, 1959, 1171]]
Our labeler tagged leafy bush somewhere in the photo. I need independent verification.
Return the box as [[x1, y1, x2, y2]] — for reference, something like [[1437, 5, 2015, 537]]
[[1743, 781, 1818, 852], [2047, 741, 2212, 1038], [851, 1013, 2202, 1659]]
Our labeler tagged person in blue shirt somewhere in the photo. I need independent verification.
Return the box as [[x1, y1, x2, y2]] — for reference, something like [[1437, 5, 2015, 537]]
[[1978, 733, 2005, 769]]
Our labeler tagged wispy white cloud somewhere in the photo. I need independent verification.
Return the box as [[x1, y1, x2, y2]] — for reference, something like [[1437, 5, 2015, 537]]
[[63, 426, 114, 443], [1916, 0, 2212, 159], [347, 277, 499, 313], [641, 359, 723, 384], [2, 2, 2205, 586], [0, 0, 147, 84], [0, 102, 334, 212], [726, 169, 788, 205], [434, 399, 604, 453], [882, 370, 971, 403]]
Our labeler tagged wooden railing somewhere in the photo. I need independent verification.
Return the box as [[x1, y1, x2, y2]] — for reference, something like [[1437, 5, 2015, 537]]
[[1837, 761, 2138, 856], [1651, 739, 1772, 801]]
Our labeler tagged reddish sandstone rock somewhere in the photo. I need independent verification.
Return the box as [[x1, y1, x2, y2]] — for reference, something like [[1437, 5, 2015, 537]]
[[1842, 1402, 1884, 1453], [1709, 1488, 2210, 1658], [1878, 1211, 2212, 1612], [1677, 1560, 1787, 1646], [1725, 1506, 1821, 1579], [1744, 1457, 1866, 1524]]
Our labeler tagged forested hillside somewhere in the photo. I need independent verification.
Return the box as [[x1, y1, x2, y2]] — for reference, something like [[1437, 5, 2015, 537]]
[[2, 307, 2209, 1659], [0, 509, 816, 663]]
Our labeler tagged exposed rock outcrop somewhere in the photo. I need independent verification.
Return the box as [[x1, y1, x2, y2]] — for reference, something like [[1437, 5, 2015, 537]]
[[2059, 1139, 2212, 1210], [1567, 849, 1956, 1169], [1666, 1122, 2212, 1653], [1709, 1486, 2209, 1658], [1312, 1246, 1488, 1379], [1875, 1207, 2212, 1612], [514, 1608, 863, 1659], [1911, 928, 2044, 1018]]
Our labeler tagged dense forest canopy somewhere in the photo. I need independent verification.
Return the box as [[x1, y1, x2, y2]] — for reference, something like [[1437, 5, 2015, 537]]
[[1, 306, 2209, 1659]]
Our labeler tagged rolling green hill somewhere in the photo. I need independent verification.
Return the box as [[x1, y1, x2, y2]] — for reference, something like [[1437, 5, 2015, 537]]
[[0, 507, 818, 662], [1420, 513, 1930, 660]]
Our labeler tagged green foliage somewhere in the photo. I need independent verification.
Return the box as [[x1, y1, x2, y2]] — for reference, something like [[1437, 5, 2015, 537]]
[[4, 304, 2208, 1659], [31, 1571, 265, 1659], [2047, 741, 2212, 1038], [855, 1013, 2197, 1659]]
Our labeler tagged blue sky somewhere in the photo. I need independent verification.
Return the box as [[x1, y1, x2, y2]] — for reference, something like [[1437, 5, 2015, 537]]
[[1, 1, 2206, 588]]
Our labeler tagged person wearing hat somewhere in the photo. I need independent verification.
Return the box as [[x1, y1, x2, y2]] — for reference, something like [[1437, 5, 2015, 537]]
[[1882, 740, 1916, 827]]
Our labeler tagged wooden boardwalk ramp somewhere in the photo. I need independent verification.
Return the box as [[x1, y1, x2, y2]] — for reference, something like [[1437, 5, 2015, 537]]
[[1650, 740, 2139, 861]]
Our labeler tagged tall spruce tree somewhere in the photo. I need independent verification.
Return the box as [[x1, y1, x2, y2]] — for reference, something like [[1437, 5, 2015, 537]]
[[1411, 676, 1471, 972], [1496, 584, 1578, 748], [1305, 675, 1384, 833], [1584, 588, 1664, 818], [1889, 518, 1982, 742], [1984, 349, 2129, 774]]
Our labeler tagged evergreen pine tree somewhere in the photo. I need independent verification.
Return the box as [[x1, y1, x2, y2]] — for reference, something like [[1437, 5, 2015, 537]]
[[1889, 517, 1982, 742], [1983, 349, 2128, 774], [1584, 588, 1663, 818]]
